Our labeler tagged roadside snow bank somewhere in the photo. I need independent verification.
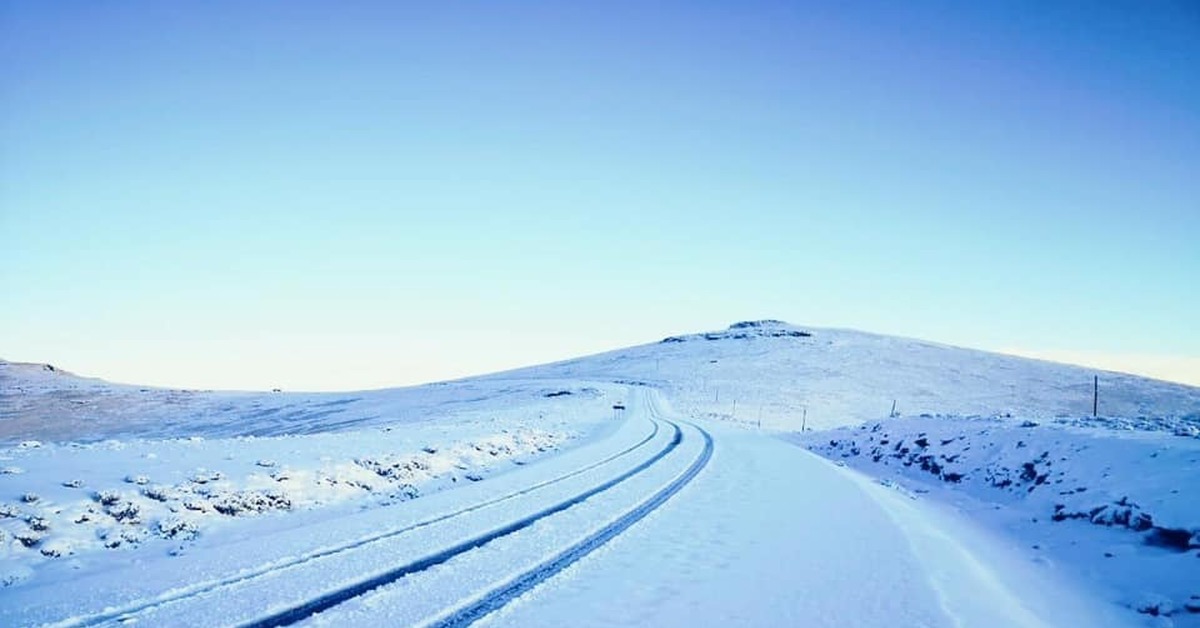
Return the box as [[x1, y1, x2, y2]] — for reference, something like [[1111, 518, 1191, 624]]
[[792, 415, 1200, 626], [0, 426, 572, 585]]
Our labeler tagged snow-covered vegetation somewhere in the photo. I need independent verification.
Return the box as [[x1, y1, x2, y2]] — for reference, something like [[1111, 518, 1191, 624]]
[[795, 414, 1200, 623], [0, 365, 618, 591], [2, 320, 1198, 626]]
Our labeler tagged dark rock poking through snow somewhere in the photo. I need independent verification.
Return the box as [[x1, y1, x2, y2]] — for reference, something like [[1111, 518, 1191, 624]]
[[662, 320, 813, 344]]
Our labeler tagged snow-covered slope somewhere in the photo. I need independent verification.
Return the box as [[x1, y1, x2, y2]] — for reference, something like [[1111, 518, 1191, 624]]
[[7, 321, 1197, 443], [3, 321, 1198, 626], [491, 320, 1200, 430], [0, 362, 626, 591], [794, 416, 1200, 624], [0, 360, 619, 444]]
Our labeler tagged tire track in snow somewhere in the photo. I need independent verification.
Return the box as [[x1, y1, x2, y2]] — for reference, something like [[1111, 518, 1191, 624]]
[[238, 420, 687, 628], [65, 414, 662, 627], [428, 422, 713, 628]]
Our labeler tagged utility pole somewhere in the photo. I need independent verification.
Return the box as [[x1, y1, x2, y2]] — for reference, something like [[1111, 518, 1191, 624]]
[[801, 406, 807, 432], [1093, 375, 1098, 417]]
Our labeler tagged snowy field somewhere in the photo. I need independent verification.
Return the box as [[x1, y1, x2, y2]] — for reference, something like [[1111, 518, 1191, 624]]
[[2, 321, 1198, 626], [0, 364, 622, 595]]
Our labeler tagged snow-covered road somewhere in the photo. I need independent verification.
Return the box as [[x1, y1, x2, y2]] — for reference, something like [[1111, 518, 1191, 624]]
[[4, 388, 716, 627], [0, 385, 1146, 626], [479, 394, 1127, 628], [6, 323, 1196, 626]]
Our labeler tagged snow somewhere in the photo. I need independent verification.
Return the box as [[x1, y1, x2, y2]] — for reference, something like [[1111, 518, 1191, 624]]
[[0, 361, 614, 443], [491, 321, 1200, 431], [0, 373, 623, 594], [0, 392, 666, 626], [2, 320, 1198, 626], [485, 421, 1122, 628], [794, 414, 1200, 625]]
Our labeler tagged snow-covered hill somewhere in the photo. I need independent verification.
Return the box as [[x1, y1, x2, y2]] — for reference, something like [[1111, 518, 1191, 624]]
[[0, 361, 625, 591], [0, 360, 619, 444], [2, 321, 1198, 626], [494, 320, 1200, 430], [500, 321, 1199, 624], [6, 321, 1197, 443]]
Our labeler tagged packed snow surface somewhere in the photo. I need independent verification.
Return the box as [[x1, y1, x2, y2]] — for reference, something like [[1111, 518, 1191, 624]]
[[2, 320, 1198, 626]]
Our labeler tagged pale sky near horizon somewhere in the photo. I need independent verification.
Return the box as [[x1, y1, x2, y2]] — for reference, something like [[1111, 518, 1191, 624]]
[[2, 1, 1198, 391]]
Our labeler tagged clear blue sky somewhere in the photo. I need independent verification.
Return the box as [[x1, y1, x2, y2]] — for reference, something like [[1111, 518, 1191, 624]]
[[3, 1, 1198, 390]]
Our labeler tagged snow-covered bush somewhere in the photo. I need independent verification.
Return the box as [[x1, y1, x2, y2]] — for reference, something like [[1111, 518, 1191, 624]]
[[95, 490, 122, 506], [1134, 593, 1176, 618], [14, 530, 43, 548], [210, 490, 291, 516], [39, 539, 73, 558], [1174, 424, 1199, 438], [92, 491, 141, 523], [142, 484, 174, 502], [183, 500, 211, 513], [156, 516, 199, 540], [107, 499, 141, 524], [189, 470, 223, 484], [99, 527, 147, 549], [356, 456, 431, 481]]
